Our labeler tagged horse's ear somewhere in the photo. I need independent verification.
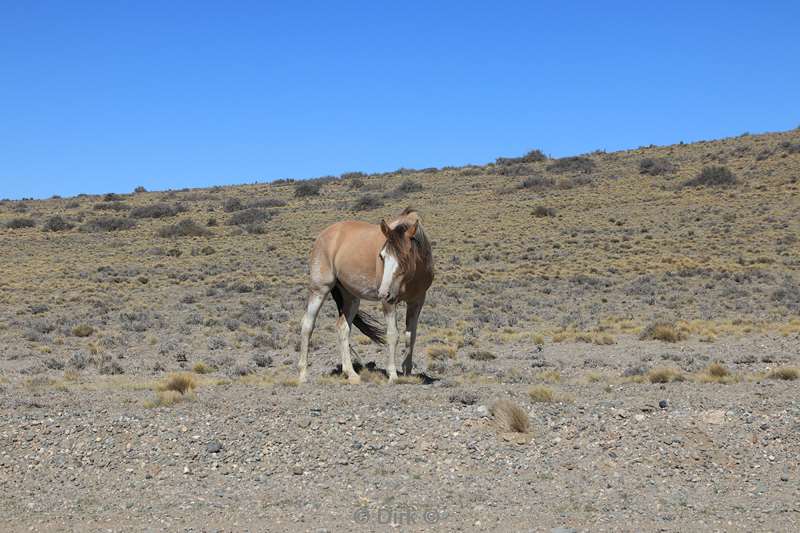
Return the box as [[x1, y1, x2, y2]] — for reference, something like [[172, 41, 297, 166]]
[[405, 220, 418, 239], [380, 219, 390, 237]]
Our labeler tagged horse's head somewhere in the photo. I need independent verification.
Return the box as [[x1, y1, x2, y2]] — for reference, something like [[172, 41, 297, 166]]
[[378, 218, 419, 303]]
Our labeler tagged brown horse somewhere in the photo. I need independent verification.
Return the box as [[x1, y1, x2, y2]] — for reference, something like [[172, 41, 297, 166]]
[[298, 208, 434, 384]]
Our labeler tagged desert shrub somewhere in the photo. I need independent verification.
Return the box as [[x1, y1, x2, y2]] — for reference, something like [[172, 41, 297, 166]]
[[228, 208, 272, 226], [6, 218, 36, 229], [99, 360, 124, 375], [351, 194, 384, 211], [547, 156, 595, 173], [706, 362, 730, 378], [349, 178, 364, 189], [223, 198, 244, 212], [427, 345, 457, 360], [490, 399, 530, 433], [396, 179, 423, 193], [81, 217, 136, 232], [158, 219, 211, 238], [43, 215, 74, 232], [639, 321, 686, 342], [647, 367, 685, 383], [252, 353, 273, 368], [294, 182, 321, 197], [134, 186, 147, 193], [779, 141, 800, 154], [639, 157, 675, 175], [528, 385, 555, 402], [68, 352, 88, 370], [683, 166, 737, 187], [468, 350, 496, 361], [766, 367, 799, 380], [496, 149, 547, 166], [157, 373, 197, 394], [558, 175, 594, 189], [520, 176, 556, 190], [93, 202, 131, 211], [129, 203, 187, 219], [532, 206, 556, 218], [71, 324, 93, 337], [103, 193, 125, 202], [341, 171, 366, 180], [249, 198, 286, 208]]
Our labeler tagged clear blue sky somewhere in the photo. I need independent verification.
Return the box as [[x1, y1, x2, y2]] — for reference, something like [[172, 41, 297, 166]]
[[2, 1, 798, 199]]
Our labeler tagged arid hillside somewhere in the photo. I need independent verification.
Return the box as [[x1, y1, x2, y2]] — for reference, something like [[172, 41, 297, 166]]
[[1, 129, 799, 376]]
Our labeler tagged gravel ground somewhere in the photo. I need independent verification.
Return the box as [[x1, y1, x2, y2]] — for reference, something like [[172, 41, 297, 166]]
[[1, 335, 799, 532]]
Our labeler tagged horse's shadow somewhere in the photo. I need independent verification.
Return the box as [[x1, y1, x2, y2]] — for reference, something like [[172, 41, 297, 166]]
[[329, 360, 439, 385]]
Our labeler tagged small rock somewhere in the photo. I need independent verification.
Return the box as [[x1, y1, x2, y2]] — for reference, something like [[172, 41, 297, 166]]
[[551, 528, 577, 533], [476, 405, 490, 418], [207, 441, 223, 454], [659, 400, 668, 409], [780, 474, 789, 482], [297, 417, 311, 429], [292, 465, 304, 475]]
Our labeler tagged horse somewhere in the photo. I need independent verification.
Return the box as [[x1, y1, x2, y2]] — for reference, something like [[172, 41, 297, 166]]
[[298, 207, 434, 384]]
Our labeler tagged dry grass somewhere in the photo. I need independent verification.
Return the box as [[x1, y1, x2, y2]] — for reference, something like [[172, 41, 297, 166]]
[[647, 367, 685, 384], [156, 373, 197, 394], [528, 385, 555, 403], [639, 321, 686, 343], [192, 362, 212, 374], [767, 367, 799, 381], [695, 362, 739, 384], [535, 370, 561, 383], [427, 344, 457, 361], [144, 390, 193, 408], [490, 399, 530, 433]]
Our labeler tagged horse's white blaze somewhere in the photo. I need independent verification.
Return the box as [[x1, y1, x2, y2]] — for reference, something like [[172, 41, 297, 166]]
[[379, 251, 399, 298]]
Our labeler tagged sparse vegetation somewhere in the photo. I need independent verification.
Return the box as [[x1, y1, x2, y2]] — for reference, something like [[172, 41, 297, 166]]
[[129, 203, 187, 219], [767, 367, 799, 381], [158, 219, 211, 237], [639, 321, 686, 343], [80, 217, 136, 232], [228, 208, 272, 226], [6, 218, 36, 229], [528, 385, 555, 402], [490, 399, 530, 433], [683, 166, 737, 188], [294, 182, 321, 197], [546, 156, 595, 174], [639, 157, 675, 176], [351, 194, 384, 211], [43, 215, 74, 232], [647, 367, 685, 384]]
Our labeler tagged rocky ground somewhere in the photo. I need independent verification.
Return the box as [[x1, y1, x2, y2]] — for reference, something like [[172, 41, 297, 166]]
[[1, 334, 798, 532]]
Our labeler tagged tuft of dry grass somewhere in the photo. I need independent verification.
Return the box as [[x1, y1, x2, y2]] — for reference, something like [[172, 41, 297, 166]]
[[707, 362, 729, 377], [535, 370, 561, 383], [427, 344, 457, 361], [192, 362, 212, 374], [528, 385, 555, 403], [647, 367, 685, 384], [145, 390, 192, 408], [640, 321, 686, 343], [358, 368, 387, 384], [491, 399, 530, 433], [395, 375, 423, 385], [767, 367, 799, 381], [468, 350, 496, 361], [72, 324, 94, 337], [156, 373, 197, 394], [695, 362, 739, 384]]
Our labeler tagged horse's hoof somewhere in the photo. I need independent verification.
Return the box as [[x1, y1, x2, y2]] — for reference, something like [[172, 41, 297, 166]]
[[298, 371, 308, 384], [388, 373, 399, 384], [348, 374, 361, 385]]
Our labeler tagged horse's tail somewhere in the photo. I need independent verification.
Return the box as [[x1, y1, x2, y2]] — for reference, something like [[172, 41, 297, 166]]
[[330, 285, 386, 345]]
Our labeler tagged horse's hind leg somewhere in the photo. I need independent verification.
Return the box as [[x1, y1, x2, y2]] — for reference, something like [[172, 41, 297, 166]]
[[298, 289, 327, 383], [338, 293, 361, 384]]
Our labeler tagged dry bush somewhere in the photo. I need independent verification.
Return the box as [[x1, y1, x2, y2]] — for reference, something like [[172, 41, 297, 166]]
[[129, 203, 186, 219], [294, 182, 320, 197], [495, 149, 547, 165], [491, 399, 530, 433], [80, 217, 136, 232], [697, 362, 738, 384], [468, 350, 496, 361], [532, 206, 556, 218], [520, 176, 555, 190], [546, 156, 595, 173], [145, 390, 191, 408], [43, 215, 74, 232], [535, 370, 561, 383], [639, 157, 675, 176], [528, 385, 555, 403], [158, 219, 211, 237], [193, 362, 212, 374], [228, 208, 272, 226], [427, 344, 457, 360], [707, 362, 730, 377], [767, 367, 799, 381], [157, 373, 197, 394], [351, 194, 384, 211], [683, 166, 737, 187], [640, 321, 686, 342], [647, 367, 685, 384], [6, 218, 36, 229], [71, 325, 93, 337]]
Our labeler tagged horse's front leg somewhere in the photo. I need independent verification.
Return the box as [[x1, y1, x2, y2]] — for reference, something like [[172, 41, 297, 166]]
[[402, 298, 424, 376], [383, 301, 399, 383]]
